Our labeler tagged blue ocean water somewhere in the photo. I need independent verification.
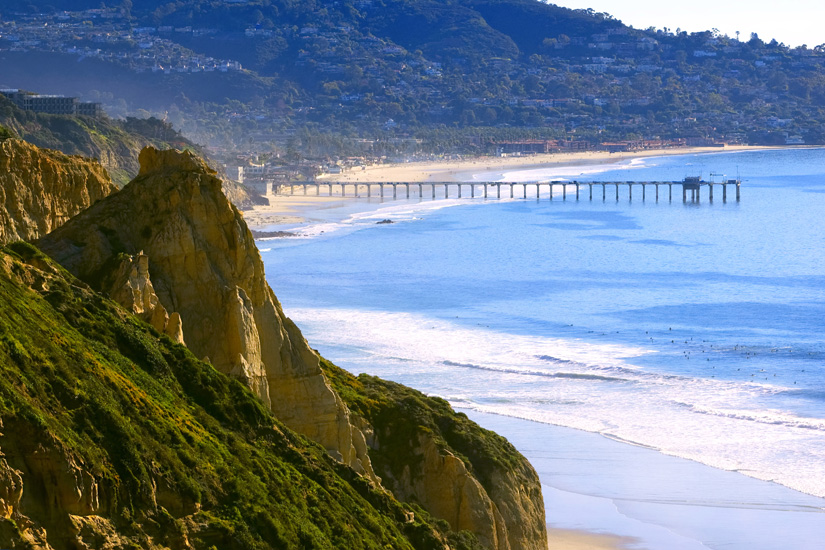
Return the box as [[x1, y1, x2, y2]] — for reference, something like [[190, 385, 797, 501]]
[[259, 148, 825, 503]]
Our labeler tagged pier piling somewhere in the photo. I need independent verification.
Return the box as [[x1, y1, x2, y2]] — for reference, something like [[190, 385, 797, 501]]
[[280, 178, 740, 205]]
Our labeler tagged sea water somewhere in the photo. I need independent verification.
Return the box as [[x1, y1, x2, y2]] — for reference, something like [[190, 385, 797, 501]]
[[258, 148, 825, 548]]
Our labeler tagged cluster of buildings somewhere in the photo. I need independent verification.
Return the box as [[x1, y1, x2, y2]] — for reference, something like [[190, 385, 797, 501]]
[[492, 137, 727, 156], [1, 89, 103, 117], [226, 154, 392, 188]]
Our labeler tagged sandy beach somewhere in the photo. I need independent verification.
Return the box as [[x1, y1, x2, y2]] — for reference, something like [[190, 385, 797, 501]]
[[319, 145, 781, 184], [546, 528, 635, 550], [242, 195, 344, 229], [243, 144, 778, 230]]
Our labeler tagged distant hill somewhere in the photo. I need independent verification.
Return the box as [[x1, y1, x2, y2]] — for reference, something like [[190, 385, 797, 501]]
[[1, 0, 824, 150]]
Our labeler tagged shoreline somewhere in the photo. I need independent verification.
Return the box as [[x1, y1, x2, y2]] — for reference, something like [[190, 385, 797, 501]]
[[244, 145, 753, 230], [250, 145, 825, 549], [461, 410, 825, 550], [546, 527, 635, 550], [318, 144, 791, 184]]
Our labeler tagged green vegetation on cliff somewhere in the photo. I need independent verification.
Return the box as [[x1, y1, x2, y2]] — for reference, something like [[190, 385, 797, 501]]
[[0, 242, 478, 549], [321, 358, 521, 488]]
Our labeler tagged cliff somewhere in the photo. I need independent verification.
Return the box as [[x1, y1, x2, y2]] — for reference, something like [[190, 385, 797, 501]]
[[0, 241, 468, 550], [323, 360, 548, 550], [34, 146, 547, 550], [38, 147, 376, 482], [0, 138, 117, 245]]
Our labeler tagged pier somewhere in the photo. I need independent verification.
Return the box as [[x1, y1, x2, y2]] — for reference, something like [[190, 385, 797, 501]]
[[274, 178, 741, 203]]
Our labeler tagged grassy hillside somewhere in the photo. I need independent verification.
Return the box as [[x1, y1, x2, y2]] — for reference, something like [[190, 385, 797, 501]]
[[322, 358, 521, 486], [0, 241, 482, 550]]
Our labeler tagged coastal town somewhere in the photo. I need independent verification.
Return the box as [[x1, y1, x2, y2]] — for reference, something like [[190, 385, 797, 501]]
[[2, 3, 824, 159]]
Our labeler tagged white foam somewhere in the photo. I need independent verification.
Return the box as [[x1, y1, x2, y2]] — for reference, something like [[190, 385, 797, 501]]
[[285, 306, 825, 499], [286, 198, 476, 239]]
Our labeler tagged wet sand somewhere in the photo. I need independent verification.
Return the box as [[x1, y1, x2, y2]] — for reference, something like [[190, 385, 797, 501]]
[[547, 528, 636, 549]]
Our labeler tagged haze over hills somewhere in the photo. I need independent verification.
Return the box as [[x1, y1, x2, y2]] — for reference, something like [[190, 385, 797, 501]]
[[2, 0, 824, 156]]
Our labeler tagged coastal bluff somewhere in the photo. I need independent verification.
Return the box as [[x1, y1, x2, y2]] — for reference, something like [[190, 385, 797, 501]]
[[324, 361, 547, 550], [38, 147, 377, 482], [0, 138, 116, 245], [0, 242, 462, 549], [31, 146, 547, 549]]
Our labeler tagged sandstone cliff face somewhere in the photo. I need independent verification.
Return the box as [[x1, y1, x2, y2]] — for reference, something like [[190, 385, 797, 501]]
[[390, 434, 510, 550], [370, 427, 545, 550], [0, 139, 117, 245], [38, 147, 375, 481], [322, 363, 549, 550], [103, 252, 185, 344]]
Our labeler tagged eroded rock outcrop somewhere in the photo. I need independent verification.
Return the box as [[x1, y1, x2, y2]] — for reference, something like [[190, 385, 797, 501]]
[[0, 139, 116, 244], [392, 434, 509, 550], [323, 362, 548, 550], [38, 147, 375, 481], [103, 252, 185, 344]]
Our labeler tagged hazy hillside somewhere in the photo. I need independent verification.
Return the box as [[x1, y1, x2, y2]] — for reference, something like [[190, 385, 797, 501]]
[[0, 96, 266, 206], [0, 95, 195, 185]]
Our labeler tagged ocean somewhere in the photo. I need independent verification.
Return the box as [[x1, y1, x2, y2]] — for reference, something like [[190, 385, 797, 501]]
[[258, 148, 825, 549]]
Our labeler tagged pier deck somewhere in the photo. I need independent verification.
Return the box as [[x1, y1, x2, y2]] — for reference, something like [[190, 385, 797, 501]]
[[270, 178, 741, 203]]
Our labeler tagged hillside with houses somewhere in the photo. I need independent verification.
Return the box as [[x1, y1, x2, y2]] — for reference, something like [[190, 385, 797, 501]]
[[1, 0, 823, 163]]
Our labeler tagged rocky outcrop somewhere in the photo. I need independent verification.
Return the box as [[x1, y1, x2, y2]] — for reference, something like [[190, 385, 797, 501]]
[[103, 252, 185, 344], [0, 417, 114, 550], [322, 362, 548, 550], [0, 139, 116, 245], [376, 427, 546, 550], [38, 147, 376, 482], [390, 434, 547, 550], [391, 434, 510, 550]]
